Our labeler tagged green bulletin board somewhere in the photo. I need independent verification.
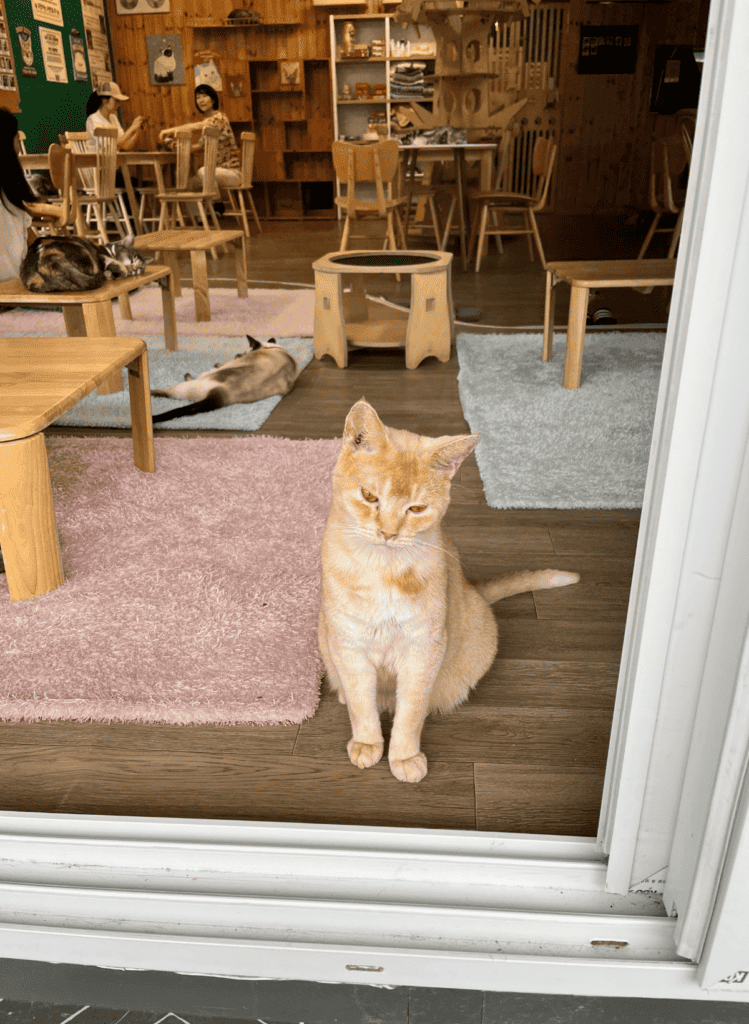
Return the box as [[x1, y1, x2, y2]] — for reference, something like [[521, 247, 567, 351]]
[[6, 0, 91, 152]]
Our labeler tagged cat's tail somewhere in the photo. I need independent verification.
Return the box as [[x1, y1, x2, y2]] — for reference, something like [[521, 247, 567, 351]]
[[475, 569, 580, 604], [150, 389, 226, 423]]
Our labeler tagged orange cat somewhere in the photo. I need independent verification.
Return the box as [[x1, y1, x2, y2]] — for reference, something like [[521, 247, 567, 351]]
[[318, 399, 580, 784]]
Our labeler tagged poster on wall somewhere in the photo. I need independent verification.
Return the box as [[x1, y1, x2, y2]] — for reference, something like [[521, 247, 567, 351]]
[[578, 25, 638, 75], [81, 0, 110, 89], [115, 0, 170, 14], [194, 54, 222, 92], [15, 25, 37, 77], [0, 15, 17, 93], [69, 29, 87, 80], [38, 25, 68, 82], [146, 33, 184, 86], [31, 0, 63, 27]]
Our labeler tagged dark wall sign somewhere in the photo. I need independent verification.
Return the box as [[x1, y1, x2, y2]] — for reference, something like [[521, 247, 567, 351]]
[[578, 25, 639, 75]]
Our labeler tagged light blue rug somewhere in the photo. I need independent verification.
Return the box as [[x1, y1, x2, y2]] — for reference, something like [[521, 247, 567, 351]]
[[456, 331, 667, 509], [4, 336, 314, 431]]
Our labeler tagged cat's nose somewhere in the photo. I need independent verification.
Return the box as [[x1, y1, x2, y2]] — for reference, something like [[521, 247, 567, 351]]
[[380, 530, 397, 542]]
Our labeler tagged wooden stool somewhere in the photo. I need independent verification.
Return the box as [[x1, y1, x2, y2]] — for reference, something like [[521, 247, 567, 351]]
[[312, 250, 454, 370], [0, 336, 154, 602], [543, 259, 677, 389], [0, 265, 177, 395], [133, 228, 248, 324]]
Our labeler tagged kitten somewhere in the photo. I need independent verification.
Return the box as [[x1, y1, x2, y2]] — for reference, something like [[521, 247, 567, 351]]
[[318, 400, 580, 784], [149, 336, 298, 423], [20, 234, 152, 293]]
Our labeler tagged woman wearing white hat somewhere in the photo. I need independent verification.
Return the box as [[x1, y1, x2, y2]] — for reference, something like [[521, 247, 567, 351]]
[[85, 81, 145, 152]]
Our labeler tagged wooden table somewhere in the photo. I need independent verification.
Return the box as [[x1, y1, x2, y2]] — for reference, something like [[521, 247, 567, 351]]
[[0, 336, 154, 602], [20, 149, 176, 235], [543, 259, 677, 389], [312, 250, 454, 369], [398, 143, 495, 271], [133, 229, 248, 322], [0, 264, 177, 394]]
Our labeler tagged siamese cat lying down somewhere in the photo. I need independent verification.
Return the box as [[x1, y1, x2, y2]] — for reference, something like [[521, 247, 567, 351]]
[[150, 336, 299, 423]]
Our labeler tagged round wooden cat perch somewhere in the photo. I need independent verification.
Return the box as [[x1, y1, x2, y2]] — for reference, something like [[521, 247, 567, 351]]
[[392, 0, 556, 140]]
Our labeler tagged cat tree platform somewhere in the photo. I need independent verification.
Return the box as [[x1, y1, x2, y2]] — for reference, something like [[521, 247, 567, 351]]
[[312, 250, 454, 369]]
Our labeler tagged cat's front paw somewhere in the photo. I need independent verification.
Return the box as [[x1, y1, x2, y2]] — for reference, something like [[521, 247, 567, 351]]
[[389, 752, 428, 783], [347, 739, 384, 769]]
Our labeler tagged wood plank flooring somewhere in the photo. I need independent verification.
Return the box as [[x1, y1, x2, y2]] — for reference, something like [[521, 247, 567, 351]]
[[0, 218, 658, 837]]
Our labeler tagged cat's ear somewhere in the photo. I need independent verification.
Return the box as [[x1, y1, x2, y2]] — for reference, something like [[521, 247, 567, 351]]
[[121, 233, 135, 247], [343, 399, 387, 453], [246, 335, 261, 350], [430, 434, 480, 478]]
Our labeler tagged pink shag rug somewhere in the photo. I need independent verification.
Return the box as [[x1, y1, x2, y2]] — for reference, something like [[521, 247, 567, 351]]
[[0, 436, 341, 726], [0, 286, 315, 338]]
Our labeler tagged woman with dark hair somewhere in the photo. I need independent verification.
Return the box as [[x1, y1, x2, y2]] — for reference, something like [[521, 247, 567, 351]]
[[158, 84, 240, 212], [85, 81, 144, 151], [0, 107, 63, 282]]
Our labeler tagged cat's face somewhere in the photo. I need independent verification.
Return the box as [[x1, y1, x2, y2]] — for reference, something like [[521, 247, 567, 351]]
[[97, 236, 153, 279], [333, 400, 479, 548]]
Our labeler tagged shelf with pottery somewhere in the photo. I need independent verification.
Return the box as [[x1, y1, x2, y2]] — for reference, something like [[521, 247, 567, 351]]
[[330, 13, 436, 154]]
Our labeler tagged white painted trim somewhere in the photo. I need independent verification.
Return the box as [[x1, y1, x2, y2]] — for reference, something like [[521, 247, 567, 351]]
[[599, 0, 749, 897]]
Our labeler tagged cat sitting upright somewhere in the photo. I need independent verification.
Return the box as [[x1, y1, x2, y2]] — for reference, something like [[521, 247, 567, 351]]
[[150, 336, 299, 423], [318, 400, 580, 784]]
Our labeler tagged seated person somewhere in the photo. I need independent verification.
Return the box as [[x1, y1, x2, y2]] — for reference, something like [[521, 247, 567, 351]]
[[0, 107, 64, 283], [159, 85, 240, 213], [85, 82, 145, 151]]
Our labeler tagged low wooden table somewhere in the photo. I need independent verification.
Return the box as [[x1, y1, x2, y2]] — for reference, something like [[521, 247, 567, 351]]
[[0, 264, 176, 395], [0, 336, 154, 602], [543, 259, 676, 389], [312, 250, 454, 369], [133, 229, 248, 323]]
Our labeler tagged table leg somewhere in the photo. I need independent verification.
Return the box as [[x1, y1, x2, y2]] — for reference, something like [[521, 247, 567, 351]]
[[235, 236, 248, 299], [159, 250, 181, 297], [120, 163, 143, 235], [313, 270, 347, 368], [127, 350, 155, 473], [542, 271, 557, 362], [0, 432, 63, 602], [161, 271, 178, 351], [80, 301, 124, 394], [190, 250, 211, 322], [454, 147, 468, 272], [562, 284, 589, 390], [406, 270, 452, 369], [119, 291, 133, 320]]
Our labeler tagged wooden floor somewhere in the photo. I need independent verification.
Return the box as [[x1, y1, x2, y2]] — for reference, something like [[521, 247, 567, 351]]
[[0, 215, 664, 837]]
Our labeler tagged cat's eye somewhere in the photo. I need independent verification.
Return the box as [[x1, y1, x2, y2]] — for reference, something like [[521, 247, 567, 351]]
[[361, 488, 378, 503], [408, 505, 427, 514]]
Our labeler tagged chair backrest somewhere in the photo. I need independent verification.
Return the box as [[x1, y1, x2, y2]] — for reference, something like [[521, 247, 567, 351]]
[[529, 135, 557, 211], [492, 132, 513, 191], [238, 131, 256, 190], [332, 139, 400, 217], [17, 130, 27, 155], [64, 130, 96, 191], [649, 136, 685, 215], [173, 128, 194, 190], [92, 126, 118, 202], [46, 144, 78, 229], [200, 126, 221, 198]]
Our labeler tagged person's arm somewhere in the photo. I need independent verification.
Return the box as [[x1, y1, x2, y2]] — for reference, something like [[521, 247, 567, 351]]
[[118, 115, 145, 151], [158, 120, 205, 144]]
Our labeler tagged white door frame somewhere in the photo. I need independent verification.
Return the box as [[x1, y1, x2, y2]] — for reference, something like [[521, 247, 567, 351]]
[[1, 0, 748, 1002]]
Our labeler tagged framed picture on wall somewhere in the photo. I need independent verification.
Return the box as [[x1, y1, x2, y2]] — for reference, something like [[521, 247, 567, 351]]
[[115, 0, 170, 14], [146, 32, 184, 86], [578, 25, 638, 74]]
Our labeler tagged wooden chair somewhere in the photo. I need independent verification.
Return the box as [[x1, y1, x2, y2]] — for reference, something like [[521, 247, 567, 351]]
[[637, 134, 689, 260], [25, 144, 85, 238], [222, 132, 262, 236], [400, 148, 442, 249], [467, 134, 557, 271], [64, 128, 132, 243], [332, 139, 407, 251], [156, 126, 221, 233]]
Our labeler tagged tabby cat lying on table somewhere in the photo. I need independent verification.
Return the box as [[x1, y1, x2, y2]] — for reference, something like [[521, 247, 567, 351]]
[[150, 336, 299, 423], [318, 400, 580, 783], [20, 235, 152, 293]]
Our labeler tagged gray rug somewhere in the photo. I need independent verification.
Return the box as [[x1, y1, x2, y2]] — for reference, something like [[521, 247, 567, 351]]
[[3, 336, 314, 431], [456, 331, 666, 509]]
